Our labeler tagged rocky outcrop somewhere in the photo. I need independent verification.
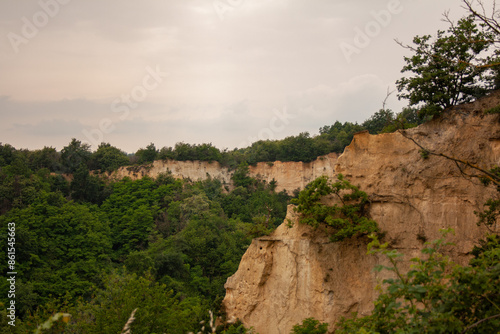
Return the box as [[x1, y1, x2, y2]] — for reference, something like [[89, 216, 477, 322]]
[[223, 92, 500, 334], [108, 159, 233, 186], [248, 154, 338, 193], [108, 153, 338, 194], [223, 206, 380, 333]]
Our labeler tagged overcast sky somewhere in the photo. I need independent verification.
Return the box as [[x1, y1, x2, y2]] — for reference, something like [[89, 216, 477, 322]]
[[0, 0, 467, 153]]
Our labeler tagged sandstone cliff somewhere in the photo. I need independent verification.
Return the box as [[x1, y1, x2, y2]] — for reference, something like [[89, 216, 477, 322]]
[[108, 153, 338, 194], [223, 92, 500, 334]]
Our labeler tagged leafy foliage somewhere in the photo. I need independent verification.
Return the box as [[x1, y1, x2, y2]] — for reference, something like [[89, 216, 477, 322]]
[[396, 16, 495, 117], [0, 193, 112, 315], [336, 230, 500, 333], [291, 318, 328, 334], [88, 143, 129, 172], [135, 142, 158, 164], [60, 139, 92, 173], [0, 142, 293, 332], [362, 109, 396, 134], [292, 175, 379, 242]]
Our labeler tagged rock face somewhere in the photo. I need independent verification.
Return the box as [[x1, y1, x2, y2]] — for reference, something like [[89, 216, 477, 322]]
[[223, 93, 500, 334], [108, 153, 338, 194], [247, 154, 339, 193], [223, 207, 381, 333]]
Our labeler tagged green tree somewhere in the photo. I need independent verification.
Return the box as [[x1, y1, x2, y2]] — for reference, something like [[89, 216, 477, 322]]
[[89, 142, 129, 172], [232, 162, 254, 188], [362, 109, 395, 134], [0, 194, 112, 314], [318, 121, 363, 153], [60, 139, 92, 173], [27, 146, 62, 172], [291, 318, 328, 334], [22, 271, 204, 334], [396, 16, 494, 117], [135, 142, 158, 164], [70, 164, 107, 204], [99, 177, 164, 259], [0, 143, 17, 167]]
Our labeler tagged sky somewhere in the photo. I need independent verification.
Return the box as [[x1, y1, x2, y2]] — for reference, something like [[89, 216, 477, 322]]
[[0, 0, 467, 153]]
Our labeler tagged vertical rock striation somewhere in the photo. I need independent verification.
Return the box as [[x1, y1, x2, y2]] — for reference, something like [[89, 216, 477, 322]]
[[107, 153, 338, 194]]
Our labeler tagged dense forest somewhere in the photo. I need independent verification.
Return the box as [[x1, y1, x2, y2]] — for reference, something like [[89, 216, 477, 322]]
[[0, 153, 290, 333], [0, 105, 423, 333]]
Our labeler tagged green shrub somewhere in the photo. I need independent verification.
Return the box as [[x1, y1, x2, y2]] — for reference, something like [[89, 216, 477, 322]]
[[336, 230, 500, 333], [292, 175, 379, 242], [291, 318, 328, 334]]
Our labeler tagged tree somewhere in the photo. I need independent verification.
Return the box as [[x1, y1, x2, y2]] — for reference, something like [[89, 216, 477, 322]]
[[27, 146, 62, 172], [232, 162, 254, 188], [89, 142, 129, 172], [362, 109, 395, 134], [60, 138, 92, 173], [22, 271, 204, 334], [135, 142, 158, 164], [396, 16, 494, 117], [70, 163, 106, 204], [0, 194, 112, 315], [0, 143, 17, 167]]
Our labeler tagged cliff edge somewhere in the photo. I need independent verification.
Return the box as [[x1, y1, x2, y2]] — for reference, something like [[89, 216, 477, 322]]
[[223, 92, 500, 334], [107, 153, 338, 194]]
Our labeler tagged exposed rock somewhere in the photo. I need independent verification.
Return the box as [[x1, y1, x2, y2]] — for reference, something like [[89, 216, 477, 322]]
[[107, 153, 338, 194], [223, 92, 500, 334], [223, 206, 379, 334], [248, 154, 339, 193]]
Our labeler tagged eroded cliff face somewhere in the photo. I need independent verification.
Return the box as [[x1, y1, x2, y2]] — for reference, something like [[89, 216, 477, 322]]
[[223, 93, 500, 334], [108, 153, 338, 194]]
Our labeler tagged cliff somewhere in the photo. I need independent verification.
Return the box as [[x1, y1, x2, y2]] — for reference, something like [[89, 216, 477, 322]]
[[108, 153, 338, 194], [222, 92, 500, 334]]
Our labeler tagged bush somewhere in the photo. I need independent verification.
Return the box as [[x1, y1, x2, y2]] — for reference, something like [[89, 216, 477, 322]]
[[291, 318, 328, 334], [336, 230, 500, 333], [292, 175, 379, 242]]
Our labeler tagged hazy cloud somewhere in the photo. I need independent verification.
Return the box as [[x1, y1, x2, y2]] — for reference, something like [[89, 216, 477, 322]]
[[0, 0, 466, 152]]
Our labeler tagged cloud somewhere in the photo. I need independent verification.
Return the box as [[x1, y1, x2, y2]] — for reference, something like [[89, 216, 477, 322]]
[[0, 0, 462, 152], [0, 97, 109, 126], [285, 74, 401, 132], [13, 119, 84, 136]]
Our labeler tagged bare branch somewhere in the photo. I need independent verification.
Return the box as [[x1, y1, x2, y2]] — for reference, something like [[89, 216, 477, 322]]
[[382, 88, 395, 111], [399, 130, 500, 186], [463, 0, 500, 35], [461, 313, 500, 333]]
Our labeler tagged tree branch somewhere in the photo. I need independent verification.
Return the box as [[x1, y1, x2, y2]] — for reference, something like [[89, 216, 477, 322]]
[[461, 313, 500, 333], [398, 130, 500, 186], [462, 0, 500, 36]]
